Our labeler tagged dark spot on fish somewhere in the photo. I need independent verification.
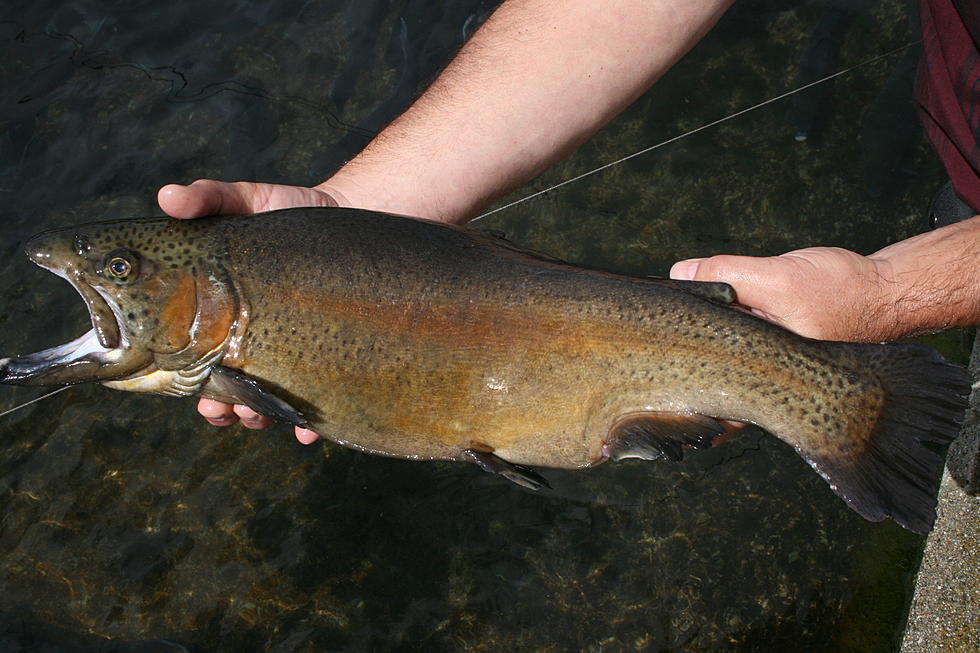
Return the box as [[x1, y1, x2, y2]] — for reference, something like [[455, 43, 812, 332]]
[[127, 312, 135, 321]]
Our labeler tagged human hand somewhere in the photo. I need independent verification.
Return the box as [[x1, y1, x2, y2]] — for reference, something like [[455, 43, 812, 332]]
[[159, 179, 337, 444], [669, 246, 896, 440], [669, 246, 896, 342]]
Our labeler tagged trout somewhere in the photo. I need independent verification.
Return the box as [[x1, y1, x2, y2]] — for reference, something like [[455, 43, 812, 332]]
[[0, 208, 968, 533]]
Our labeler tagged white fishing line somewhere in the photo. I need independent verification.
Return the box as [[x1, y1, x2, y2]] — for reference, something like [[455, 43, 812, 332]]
[[0, 385, 70, 419], [472, 42, 918, 223]]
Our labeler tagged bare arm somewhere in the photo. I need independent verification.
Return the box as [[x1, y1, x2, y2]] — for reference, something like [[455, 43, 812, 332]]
[[161, 0, 734, 223], [670, 215, 980, 342], [319, 0, 735, 222]]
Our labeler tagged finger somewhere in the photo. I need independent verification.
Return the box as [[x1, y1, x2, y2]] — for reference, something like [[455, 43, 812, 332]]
[[294, 427, 322, 445], [198, 398, 239, 426], [158, 180, 256, 219], [157, 182, 212, 218], [668, 258, 703, 281], [232, 404, 273, 430]]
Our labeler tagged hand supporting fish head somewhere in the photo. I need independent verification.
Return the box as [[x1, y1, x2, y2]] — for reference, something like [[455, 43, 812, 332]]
[[0, 218, 243, 396]]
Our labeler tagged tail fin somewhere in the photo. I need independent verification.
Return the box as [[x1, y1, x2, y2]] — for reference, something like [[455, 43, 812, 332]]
[[801, 342, 969, 534]]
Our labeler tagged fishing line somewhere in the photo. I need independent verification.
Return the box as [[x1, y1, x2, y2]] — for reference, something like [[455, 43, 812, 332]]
[[0, 385, 70, 419], [472, 41, 919, 223]]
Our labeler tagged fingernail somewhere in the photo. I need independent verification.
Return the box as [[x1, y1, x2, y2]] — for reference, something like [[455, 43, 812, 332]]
[[669, 259, 702, 281], [295, 428, 320, 445], [207, 416, 236, 426]]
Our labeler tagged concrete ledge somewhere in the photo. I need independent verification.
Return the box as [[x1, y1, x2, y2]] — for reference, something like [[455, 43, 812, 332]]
[[901, 337, 980, 652]]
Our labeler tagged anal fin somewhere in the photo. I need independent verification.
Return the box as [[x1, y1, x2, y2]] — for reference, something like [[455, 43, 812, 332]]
[[202, 365, 309, 428], [463, 448, 551, 490], [605, 412, 724, 462]]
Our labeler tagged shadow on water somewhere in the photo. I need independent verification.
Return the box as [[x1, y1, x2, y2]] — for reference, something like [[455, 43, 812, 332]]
[[0, 0, 964, 651]]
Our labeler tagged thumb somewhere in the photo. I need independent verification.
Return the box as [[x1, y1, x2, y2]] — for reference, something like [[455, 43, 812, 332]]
[[670, 254, 790, 315], [668, 258, 703, 281], [158, 180, 260, 219]]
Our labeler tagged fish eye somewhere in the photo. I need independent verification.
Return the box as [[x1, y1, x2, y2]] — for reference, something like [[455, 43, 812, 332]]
[[108, 258, 130, 277], [102, 249, 140, 282]]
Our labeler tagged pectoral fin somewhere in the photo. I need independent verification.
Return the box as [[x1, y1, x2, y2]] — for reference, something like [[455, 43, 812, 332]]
[[463, 448, 551, 490], [605, 412, 723, 462], [202, 365, 308, 428]]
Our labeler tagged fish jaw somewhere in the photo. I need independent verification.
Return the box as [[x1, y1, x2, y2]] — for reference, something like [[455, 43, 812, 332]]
[[0, 328, 153, 386], [0, 256, 155, 385], [2, 217, 243, 394], [27, 234, 122, 349], [0, 228, 154, 386]]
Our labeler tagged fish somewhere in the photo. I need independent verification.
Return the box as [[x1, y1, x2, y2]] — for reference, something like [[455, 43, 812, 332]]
[[0, 207, 969, 533]]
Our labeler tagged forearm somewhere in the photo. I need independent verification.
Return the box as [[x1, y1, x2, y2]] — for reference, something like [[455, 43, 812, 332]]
[[872, 215, 980, 338], [318, 0, 734, 223]]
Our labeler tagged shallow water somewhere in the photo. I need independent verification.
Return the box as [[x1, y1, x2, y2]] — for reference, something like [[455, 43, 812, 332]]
[[0, 0, 961, 651]]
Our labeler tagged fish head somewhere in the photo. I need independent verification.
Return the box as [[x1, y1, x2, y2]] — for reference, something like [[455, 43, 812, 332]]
[[0, 218, 240, 394]]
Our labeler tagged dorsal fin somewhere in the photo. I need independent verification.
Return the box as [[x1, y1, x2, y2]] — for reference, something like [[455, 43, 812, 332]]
[[645, 278, 736, 304], [466, 227, 735, 305]]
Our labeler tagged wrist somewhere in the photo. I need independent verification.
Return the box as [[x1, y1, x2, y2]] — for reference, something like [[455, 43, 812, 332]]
[[867, 219, 980, 338], [315, 162, 468, 225], [862, 255, 909, 341]]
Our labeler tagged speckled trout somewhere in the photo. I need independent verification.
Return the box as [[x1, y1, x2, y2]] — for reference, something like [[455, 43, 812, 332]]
[[0, 208, 968, 533]]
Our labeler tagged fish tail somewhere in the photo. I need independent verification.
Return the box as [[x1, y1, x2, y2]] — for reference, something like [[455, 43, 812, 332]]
[[800, 342, 969, 534]]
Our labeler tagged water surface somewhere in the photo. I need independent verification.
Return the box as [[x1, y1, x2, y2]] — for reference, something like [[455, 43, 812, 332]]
[[0, 1, 955, 651]]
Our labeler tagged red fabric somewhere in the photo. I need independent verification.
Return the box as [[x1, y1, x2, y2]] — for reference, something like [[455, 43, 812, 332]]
[[916, 0, 980, 211]]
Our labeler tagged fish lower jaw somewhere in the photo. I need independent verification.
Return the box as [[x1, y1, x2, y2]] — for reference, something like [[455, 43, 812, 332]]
[[22, 329, 118, 365], [0, 328, 127, 385]]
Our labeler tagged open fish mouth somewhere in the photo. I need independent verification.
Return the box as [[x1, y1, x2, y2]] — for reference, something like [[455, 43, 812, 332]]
[[0, 247, 129, 384], [47, 268, 123, 351], [0, 329, 112, 380], [23, 231, 127, 352]]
